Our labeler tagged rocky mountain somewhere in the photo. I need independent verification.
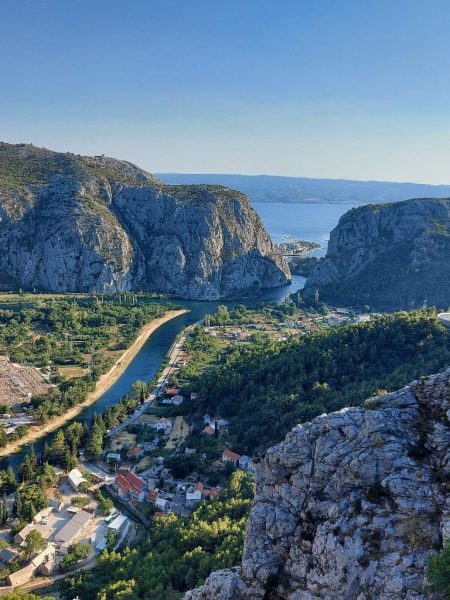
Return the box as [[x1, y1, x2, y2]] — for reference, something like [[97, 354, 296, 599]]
[[303, 198, 450, 310], [185, 367, 450, 600], [0, 143, 289, 299], [158, 173, 450, 205]]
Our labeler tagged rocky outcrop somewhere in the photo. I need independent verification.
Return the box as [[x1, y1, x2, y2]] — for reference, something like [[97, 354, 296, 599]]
[[0, 143, 289, 298], [302, 198, 450, 310], [185, 368, 450, 600]]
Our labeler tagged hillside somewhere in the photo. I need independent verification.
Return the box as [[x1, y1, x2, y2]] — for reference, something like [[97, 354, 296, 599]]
[[190, 310, 450, 453], [0, 143, 289, 299], [303, 198, 450, 310], [185, 367, 450, 600], [158, 173, 450, 205]]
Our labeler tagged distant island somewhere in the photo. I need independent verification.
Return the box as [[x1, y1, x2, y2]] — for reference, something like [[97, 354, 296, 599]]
[[157, 173, 450, 205]]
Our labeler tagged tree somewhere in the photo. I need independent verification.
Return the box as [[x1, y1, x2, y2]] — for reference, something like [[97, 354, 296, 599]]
[[23, 529, 46, 559], [6, 466, 16, 493], [85, 423, 103, 461], [1, 493, 8, 525], [426, 540, 450, 597], [13, 489, 22, 519]]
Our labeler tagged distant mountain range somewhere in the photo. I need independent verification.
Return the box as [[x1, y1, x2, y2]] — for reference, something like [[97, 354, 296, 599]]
[[157, 173, 450, 205]]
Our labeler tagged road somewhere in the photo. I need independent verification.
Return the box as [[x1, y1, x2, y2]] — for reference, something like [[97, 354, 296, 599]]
[[107, 323, 199, 437]]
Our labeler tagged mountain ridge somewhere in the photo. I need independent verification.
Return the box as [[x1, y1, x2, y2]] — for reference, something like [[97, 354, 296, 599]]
[[157, 172, 450, 205], [0, 143, 289, 298]]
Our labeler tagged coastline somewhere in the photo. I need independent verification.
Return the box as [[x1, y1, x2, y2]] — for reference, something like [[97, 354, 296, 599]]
[[0, 308, 188, 458]]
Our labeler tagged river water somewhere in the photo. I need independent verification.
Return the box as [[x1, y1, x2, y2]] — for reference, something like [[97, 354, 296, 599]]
[[1, 203, 350, 471]]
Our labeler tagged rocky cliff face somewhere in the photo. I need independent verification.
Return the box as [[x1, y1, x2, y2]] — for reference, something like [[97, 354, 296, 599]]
[[303, 198, 450, 310], [185, 368, 450, 600], [0, 143, 289, 298]]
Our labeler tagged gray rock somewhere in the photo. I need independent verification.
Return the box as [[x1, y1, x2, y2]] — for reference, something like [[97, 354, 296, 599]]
[[302, 198, 450, 309], [0, 143, 290, 299], [185, 368, 450, 600]]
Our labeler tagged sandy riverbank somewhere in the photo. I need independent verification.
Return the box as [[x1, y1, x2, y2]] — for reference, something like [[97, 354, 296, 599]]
[[0, 308, 187, 458]]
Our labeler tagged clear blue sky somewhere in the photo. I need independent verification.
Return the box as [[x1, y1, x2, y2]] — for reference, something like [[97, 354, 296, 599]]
[[2, 0, 450, 183]]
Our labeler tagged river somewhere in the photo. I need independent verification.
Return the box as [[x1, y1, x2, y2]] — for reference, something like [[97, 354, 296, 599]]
[[1, 203, 350, 471]]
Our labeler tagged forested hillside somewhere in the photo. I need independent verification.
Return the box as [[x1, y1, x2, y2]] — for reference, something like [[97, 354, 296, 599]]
[[191, 310, 450, 453], [61, 471, 254, 600]]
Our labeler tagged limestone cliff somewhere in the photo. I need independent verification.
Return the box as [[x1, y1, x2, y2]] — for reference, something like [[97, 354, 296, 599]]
[[0, 143, 289, 298], [185, 368, 450, 600], [302, 198, 450, 310]]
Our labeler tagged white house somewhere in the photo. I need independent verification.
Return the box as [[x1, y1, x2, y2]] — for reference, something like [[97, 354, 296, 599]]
[[68, 468, 86, 491]]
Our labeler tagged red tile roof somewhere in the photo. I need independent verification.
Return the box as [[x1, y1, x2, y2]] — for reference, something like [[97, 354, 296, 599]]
[[116, 474, 132, 494], [202, 425, 215, 436], [166, 388, 179, 396], [223, 448, 241, 462]]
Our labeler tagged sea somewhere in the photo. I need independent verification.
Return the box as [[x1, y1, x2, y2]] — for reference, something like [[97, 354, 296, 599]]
[[253, 202, 355, 255]]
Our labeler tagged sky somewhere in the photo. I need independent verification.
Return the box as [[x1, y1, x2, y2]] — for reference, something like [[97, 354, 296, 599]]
[[2, 0, 450, 183]]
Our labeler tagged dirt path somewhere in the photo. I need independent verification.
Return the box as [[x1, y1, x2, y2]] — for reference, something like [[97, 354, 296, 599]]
[[0, 309, 187, 458]]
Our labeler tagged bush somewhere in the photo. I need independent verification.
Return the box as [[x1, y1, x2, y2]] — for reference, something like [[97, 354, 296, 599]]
[[426, 540, 450, 597]]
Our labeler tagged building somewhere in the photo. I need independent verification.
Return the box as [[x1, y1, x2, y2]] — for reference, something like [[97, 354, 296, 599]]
[[155, 497, 169, 512], [7, 544, 55, 586], [0, 547, 18, 565], [190, 392, 199, 400], [155, 417, 173, 434], [202, 425, 215, 436], [108, 514, 130, 537], [54, 510, 92, 554], [171, 394, 184, 406], [127, 446, 144, 460], [166, 388, 179, 396], [186, 483, 203, 507], [106, 452, 122, 464], [68, 468, 87, 491], [14, 522, 53, 546], [115, 470, 146, 502], [238, 455, 255, 473], [222, 448, 241, 465]]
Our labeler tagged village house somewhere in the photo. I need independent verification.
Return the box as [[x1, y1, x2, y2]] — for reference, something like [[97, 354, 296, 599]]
[[171, 394, 184, 406], [165, 388, 179, 396], [7, 544, 56, 587], [54, 509, 93, 554], [108, 514, 130, 538], [202, 425, 215, 436], [186, 482, 203, 507], [115, 469, 146, 502], [155, 497, 170, 513], [190, 392, 199, 400], [222, 448, 241, 466], [239, 455, 255, 474], [68, 468, 86, 491], [127, 446, 144, 460], [155, 417, 173, 435]]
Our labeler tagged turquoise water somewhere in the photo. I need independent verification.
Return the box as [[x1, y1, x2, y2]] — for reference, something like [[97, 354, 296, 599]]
[[1, 203, 344, 470]]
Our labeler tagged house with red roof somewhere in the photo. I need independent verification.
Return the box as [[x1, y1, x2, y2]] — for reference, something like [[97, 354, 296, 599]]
[[202, 425, 215, 436], [127, 447, 144, 460], [166, 388, 179, 396], [115, 470, 146, 502], [222, 448, 241, 465]]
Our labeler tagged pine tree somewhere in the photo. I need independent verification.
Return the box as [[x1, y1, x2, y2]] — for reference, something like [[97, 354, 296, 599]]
[[13, 489, 22, 519], [2, 493, 8, 524], [6, 466, 16, 493]]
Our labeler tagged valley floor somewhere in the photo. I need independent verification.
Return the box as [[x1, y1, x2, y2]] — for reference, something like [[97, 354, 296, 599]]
[[0, 309, 187, 458]]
